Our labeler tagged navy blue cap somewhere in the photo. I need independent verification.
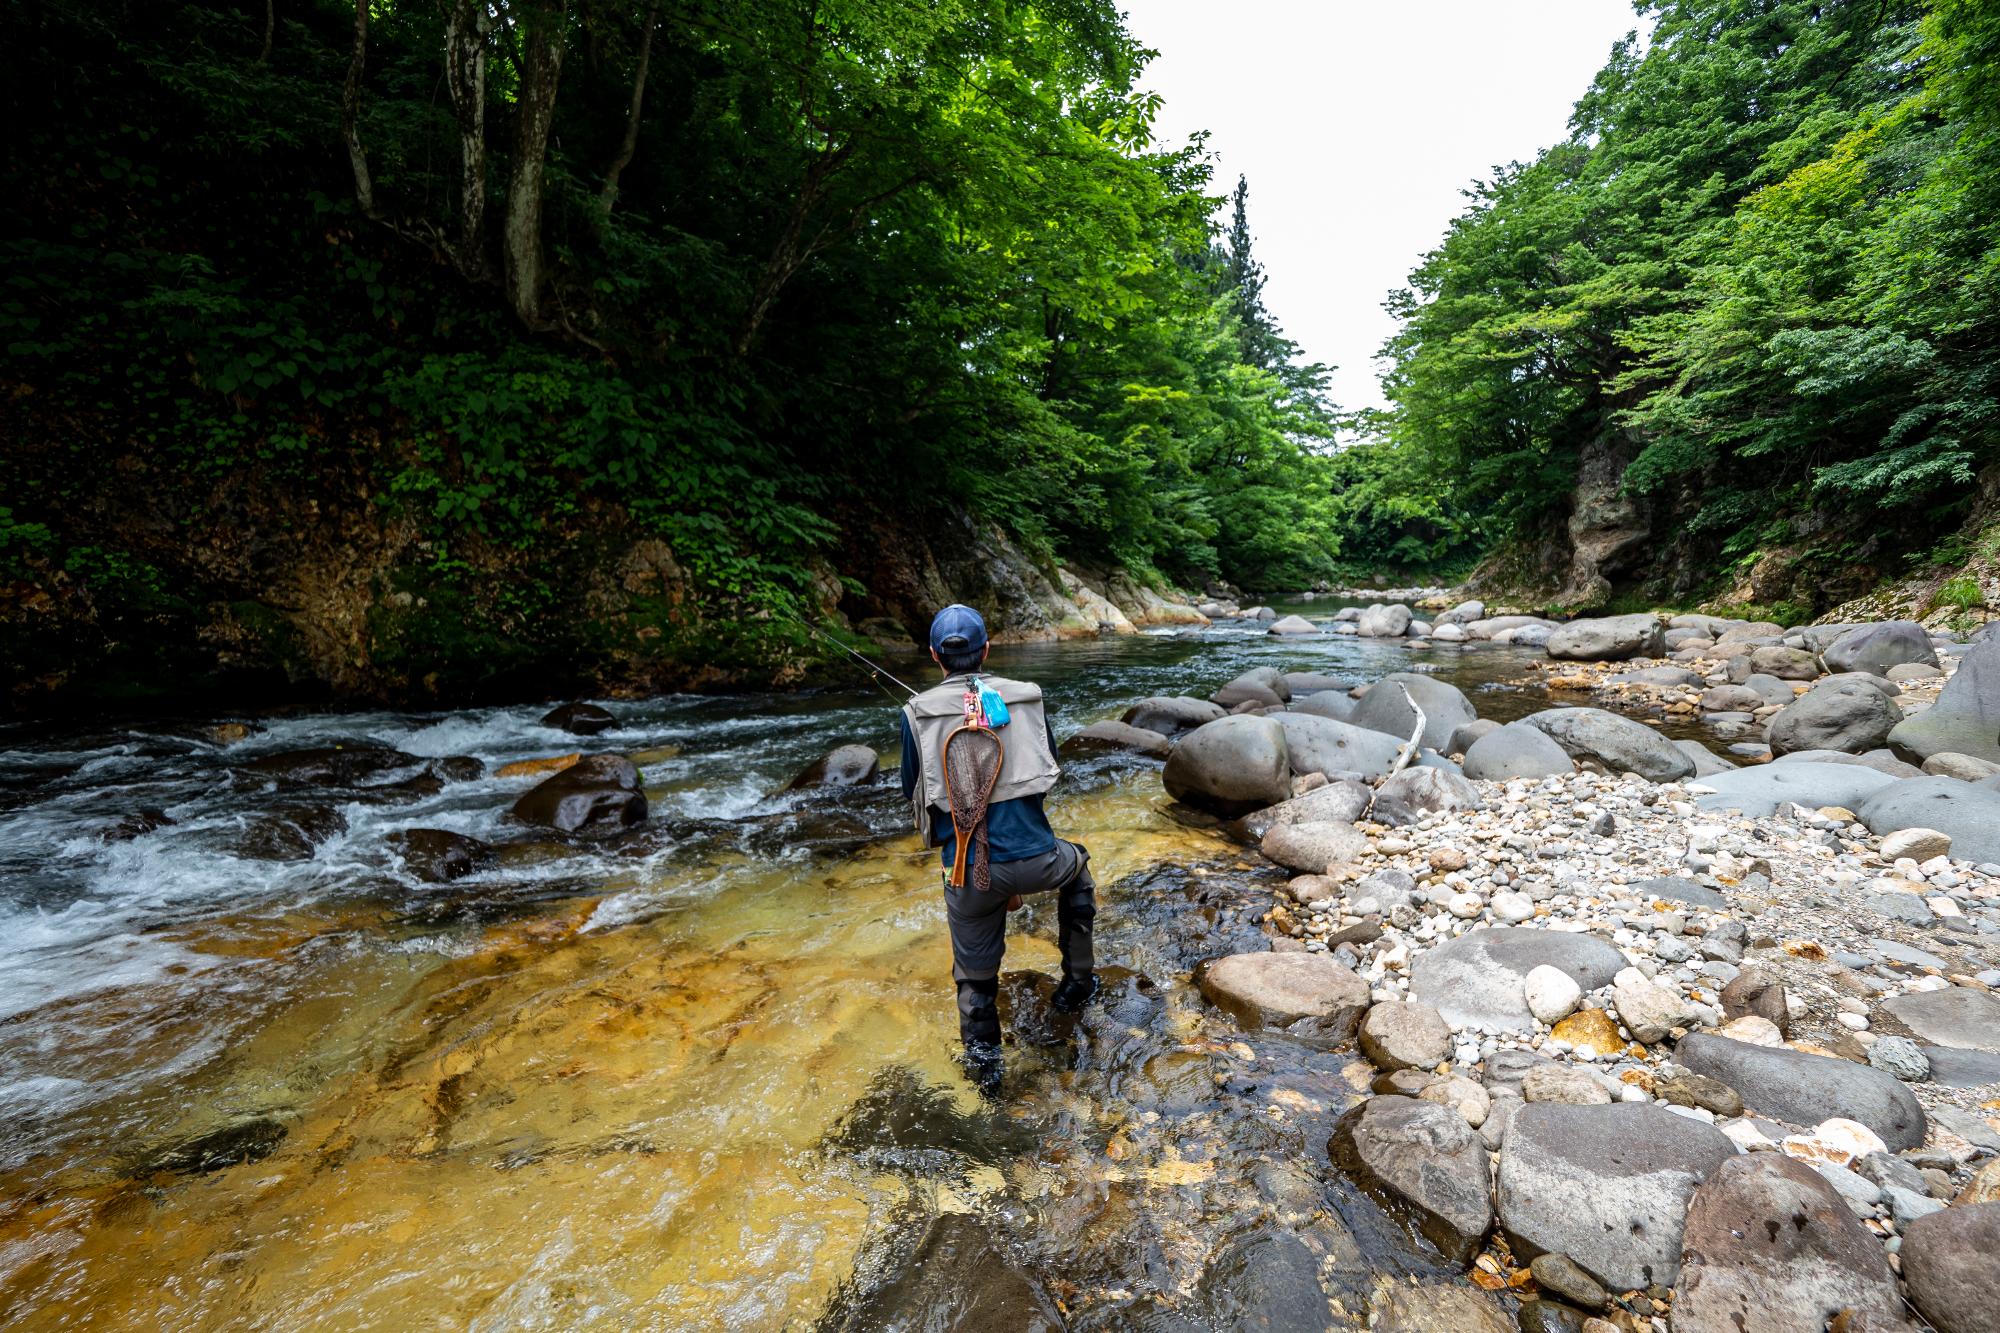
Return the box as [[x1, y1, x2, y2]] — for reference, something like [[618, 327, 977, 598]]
[[929, 603, 989, 654]]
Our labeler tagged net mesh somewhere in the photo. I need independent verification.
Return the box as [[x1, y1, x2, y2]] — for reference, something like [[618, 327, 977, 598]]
[[942, 725, 1005, 891]]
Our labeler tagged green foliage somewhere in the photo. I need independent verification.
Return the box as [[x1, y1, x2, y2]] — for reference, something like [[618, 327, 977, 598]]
[[1935, 574, 1982, 613], [1, 0, 1347, 705], [1348, 0, 2000, 605]]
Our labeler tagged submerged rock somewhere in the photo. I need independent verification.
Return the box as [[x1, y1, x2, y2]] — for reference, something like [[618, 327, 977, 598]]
[[242, 744, 425, 787], [814, 1211, 1063, 1332], [1121, 695, 1226, 737], [509, 754, 647, 836], [139, 1116, 288, 1176], [1059, 721, 1170, 760], [1195, 951, 1368, 1047], [540, 702, 617, 735], [786, 744, 881, 789], [237, 805, 347, 861], [388, 828, 495, 883], [1329, 1096, 1492, 1263]]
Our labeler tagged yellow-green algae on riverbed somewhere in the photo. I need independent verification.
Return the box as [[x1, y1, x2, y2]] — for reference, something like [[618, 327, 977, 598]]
[[0, 777, 1219, 1329]]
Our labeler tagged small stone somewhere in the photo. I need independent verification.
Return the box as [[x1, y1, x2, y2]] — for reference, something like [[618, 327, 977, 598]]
[[1418, 1074, 1491, 1128], [1550, 1008, 1623, 1058], [1654, 1072, 1744, 1118], [1521, 1065, 1613, 1105], [1491, 890, 1536, 923], [1882, 827, 1952, 862], [1781, 1117, 1888, 1169], [1610, 965, 1689, 1044], [1524, 964, 1582, 1024], [1529, 1253, 1608, 1311], [1867, 1034, 1930, 1082], [1714, 1014, 1783, 1046]]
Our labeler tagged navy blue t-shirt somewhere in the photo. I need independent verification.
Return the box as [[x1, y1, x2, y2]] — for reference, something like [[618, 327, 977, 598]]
[[899, 710, 1060, 866]]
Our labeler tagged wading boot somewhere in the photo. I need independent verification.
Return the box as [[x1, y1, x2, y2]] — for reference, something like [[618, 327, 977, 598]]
[[957, 978, 1003, 1095], [1051, 971, 1099, 1013]]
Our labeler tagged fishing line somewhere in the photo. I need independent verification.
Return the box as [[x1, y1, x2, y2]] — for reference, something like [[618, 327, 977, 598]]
[[776, 609, 921, 702]]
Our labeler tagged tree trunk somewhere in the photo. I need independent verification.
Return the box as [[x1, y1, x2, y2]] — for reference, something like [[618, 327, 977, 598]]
[[440, 0, 490, 272], [340, 0, 375, 217], [599, 0, 659, 215], [258, 0, 273, 63], [504, 0, 567, 325]]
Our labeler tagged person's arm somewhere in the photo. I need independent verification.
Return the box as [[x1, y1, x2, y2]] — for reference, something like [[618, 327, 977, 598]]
[[899, 712, 919, 802]]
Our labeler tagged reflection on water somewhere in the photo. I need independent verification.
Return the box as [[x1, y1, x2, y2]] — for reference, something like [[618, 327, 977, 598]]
[[0, 602, 1583, 1328]]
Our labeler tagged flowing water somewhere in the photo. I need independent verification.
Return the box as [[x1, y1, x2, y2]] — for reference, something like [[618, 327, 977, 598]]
[[0, 604, 1589, 1330]]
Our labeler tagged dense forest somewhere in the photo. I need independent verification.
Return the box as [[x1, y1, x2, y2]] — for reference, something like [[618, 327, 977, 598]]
[[3, 0, 1998, 708], [1340, 0, 2000, 617]]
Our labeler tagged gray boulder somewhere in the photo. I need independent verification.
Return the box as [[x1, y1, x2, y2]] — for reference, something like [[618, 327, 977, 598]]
[[1672, 739, 1734, 777], [1267, 614, 1318, 636], [1690, 760, 1896, 816], [1749, 645, 1820, 680], [1161, 715, 1292, 815], [1899, 1202, 2000, 1333], [1409, 928, 1625, 1033], [1059, 721, 1170, 760], [387, 828, 494, 883], [1261, 820, 1369, 874], [1700, 683, 1763, 712], [1670, 613, 1742, 635], [1359, 1000, 1454, 1072], [1521, 707, 1695, 782], [1879, 987, 2000, 1053], [541, 701, 617, 735], [1435, 599, 1485, 626], [1230, 780, 1372, 841], [1890, 639, 2000, 763], [1348, 672, 1478, 753], [1923, 751, 2000, 780], [1122, 696, 1226, 738], [510, 754, 648, 836], [1369, 767, 1483, 827], [1330, 1097, 1493, 1264], [1212, 667, 1290, 709], [1196, 951, 1369, 1047], [1765, 677, 1902, 755], [786, 743, 881, 789], [1446, 718, 1499, 754], [1676, 1031, 1927, 1150], [1855, 775, 2000, 864], [1463, 723, 1575, 781], [1290, 690, 1356, 723], [1357, 603, 1414, 637], [1824, 620, 1939, 676], [1275, 714, 1406, 780], [1496, 1103, 1733, 1292], [1673, 1153, 1909, 1333], [1607, 665, 1704, 687], [1545, 613, 1665, 662], [1741, 672, 1798, 706]]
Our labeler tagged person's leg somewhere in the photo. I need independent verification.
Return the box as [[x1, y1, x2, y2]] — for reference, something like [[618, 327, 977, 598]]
[[1052, 841, 1097, 1011], [943, 878, 1009, 1090]]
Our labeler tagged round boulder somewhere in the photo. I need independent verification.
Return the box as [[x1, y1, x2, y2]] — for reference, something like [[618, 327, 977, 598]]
[[1855, 775, 2000, 865], [1463, 723, 1574, 781], [1162, 715, 1292, 816], [1899, 1202, 2000, 1333], [1059, 721, 1170, 760], [509, 753, 648, 836], [1122, 696, 1226, 738], [1357, 603, 1413, 637], [1196, 951, 1369, 1047], [1545, 613, 1666, 662], [1266, 614, 1318, 636], [1347, 672, 1478, 753], [1823, 620, 1939, 677], [1521, 708, 1694, 782], [1358, 1000, 1453, 1072], [541, 702, 617, 735], [1765, 677, 1902, 755]]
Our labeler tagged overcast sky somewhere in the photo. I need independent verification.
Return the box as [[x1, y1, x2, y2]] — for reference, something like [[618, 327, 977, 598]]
[[1124, 0, 1645, 413]]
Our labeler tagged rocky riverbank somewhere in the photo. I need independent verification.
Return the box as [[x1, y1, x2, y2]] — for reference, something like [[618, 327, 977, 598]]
[[1052, 617, 2000, 1332]]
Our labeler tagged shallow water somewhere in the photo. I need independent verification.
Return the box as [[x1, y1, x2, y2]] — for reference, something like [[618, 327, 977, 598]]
[[0, 604, 1632, 1329]]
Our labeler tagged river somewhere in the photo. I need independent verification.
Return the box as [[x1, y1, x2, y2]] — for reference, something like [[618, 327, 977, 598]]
[[1, 601, 1591, 1329]]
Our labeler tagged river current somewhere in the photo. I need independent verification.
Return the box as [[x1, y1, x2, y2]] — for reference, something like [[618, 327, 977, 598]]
[[1, 600, 1578, 1329]]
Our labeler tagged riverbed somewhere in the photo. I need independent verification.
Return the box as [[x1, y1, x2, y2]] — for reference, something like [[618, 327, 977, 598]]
[[2, 603, 1602, 1329]]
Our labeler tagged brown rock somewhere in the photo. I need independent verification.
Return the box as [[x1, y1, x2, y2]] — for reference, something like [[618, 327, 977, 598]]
[[1720, 969, 1790, 1037]]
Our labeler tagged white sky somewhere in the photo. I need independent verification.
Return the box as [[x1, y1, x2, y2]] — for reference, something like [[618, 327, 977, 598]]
[[1124, 0, 1645, 413]]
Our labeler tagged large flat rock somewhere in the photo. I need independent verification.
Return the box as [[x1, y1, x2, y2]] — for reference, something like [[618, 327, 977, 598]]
[[1196, 951, 1369, 1048], [1881, 987, 2000, 1053], [1676, 1032, 1927, 1150], [1409, 928, 1625, 1033], [1495, 1102, 1733, 1292], [1855, 776, 2000, 864], [1672, 1153, 1908, 1333], [1690, 760, 1897, 816]]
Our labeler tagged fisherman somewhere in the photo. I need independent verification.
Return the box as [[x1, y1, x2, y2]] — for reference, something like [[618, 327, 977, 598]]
[[898, 603, 1097, 1092]]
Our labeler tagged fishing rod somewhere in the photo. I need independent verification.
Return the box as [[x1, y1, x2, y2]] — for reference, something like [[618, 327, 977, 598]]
[[777, 608, 921, 703]]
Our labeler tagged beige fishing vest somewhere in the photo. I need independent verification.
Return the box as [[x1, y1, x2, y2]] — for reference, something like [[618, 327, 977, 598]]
[[903, 672, 1060, 844]]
